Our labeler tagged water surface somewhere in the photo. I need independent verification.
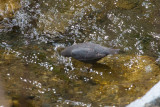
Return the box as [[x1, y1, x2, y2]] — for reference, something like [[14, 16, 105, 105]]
[[0, 0, 160, 106]]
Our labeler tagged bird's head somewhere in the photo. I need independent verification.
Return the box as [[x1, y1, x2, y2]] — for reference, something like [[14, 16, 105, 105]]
[[61, 48, 72, 57]]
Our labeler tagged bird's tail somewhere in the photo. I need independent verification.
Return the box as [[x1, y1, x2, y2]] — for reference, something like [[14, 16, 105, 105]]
[[111, 49, 120, 54]]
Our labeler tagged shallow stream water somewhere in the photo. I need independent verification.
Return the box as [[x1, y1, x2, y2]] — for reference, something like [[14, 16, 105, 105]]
[[0, 0, 160, 106]]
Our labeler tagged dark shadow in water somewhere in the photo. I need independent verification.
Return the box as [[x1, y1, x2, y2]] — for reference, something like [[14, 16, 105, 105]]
[[92, 63, 111, 70]]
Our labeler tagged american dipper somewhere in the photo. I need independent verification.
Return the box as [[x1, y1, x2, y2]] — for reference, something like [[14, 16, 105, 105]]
[[61, 42, 120, 63]]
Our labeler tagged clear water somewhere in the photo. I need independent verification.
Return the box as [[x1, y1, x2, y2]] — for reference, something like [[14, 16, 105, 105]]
[[0, 0, 160, 106]]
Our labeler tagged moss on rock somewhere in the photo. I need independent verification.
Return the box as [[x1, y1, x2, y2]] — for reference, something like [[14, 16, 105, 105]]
[[0, 0, 21, 20], [85, 55, 160, 105]]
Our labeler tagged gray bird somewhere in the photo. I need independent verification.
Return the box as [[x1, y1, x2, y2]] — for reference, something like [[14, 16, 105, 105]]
[[61, 42, 120, 63]]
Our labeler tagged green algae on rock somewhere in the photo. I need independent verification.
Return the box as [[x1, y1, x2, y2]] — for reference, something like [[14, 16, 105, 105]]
[[97, 55, 160, 83], [85, 55, 160, 106], [98, 55, 159, 75], [0, 0, 21, 20], [114, 0, 139, 9]]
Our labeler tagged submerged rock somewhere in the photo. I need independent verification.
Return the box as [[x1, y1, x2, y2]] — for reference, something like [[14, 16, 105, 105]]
[[114, 0, 139, 9], [85, 55, 160, 106], [61, 43, 119, 63], [0, 0, 21, 20], [98, 55, 159, 75]]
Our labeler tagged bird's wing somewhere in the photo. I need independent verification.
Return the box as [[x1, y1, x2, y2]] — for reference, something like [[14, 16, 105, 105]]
[[71, 48, 96, 60]]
